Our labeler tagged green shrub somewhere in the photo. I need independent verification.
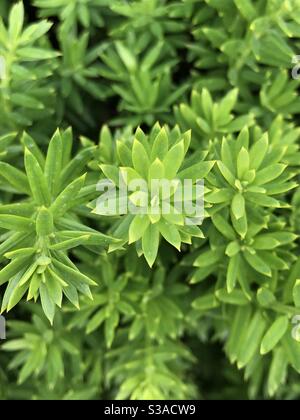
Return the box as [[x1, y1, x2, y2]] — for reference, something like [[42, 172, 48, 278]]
[[0, 0, 300, 400]]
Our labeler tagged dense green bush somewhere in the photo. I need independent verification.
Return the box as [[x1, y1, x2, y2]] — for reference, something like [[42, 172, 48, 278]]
[[0, 0, 300, 400]]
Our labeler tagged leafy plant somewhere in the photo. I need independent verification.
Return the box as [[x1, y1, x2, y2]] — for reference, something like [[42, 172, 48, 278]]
[[2, 309, 81, 387], [0, 128, 115, 323], [174, 88, 255, 145], [1, 0, 300, 402], [98, 35, 188, 125], [97, 123, 213, 266], [206, 127, 297, 236], [0, 2, 59, 133], [56, 30, 109, 128], [109, 0, 190, 48]]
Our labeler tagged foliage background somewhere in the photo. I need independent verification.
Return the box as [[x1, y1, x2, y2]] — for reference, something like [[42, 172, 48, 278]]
[[0, 0, 300, 400]]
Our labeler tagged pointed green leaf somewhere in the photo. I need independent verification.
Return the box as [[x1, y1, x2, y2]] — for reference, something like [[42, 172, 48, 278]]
[[260, 316, 289, 355], [158, 220, 181, 250], [50, 174, 86, 217], [163, 140, 185, 179], [129, 215, 150, 244], [231, 193, 245, 220], [45, 129, 63, 195], [40, 282, 55, 325], [132, 139, 150, 179], [0, 162, 30, 194], [142, 224, 159, 267], [24, 149, 51, 206], [227, 253, 240, 293]]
